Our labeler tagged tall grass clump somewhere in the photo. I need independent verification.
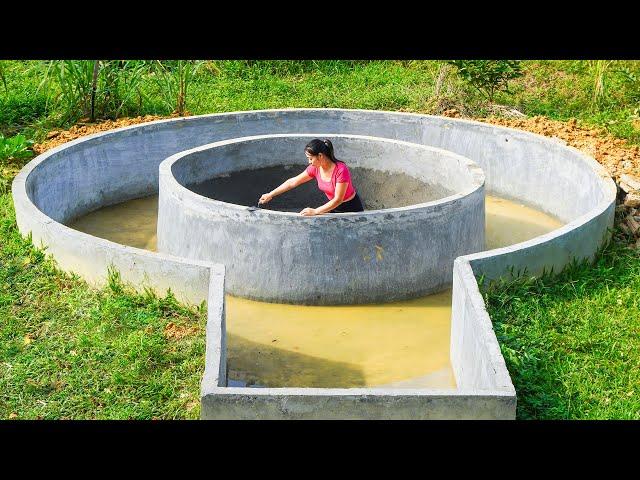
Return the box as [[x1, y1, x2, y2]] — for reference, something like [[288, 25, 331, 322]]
[[589, 60, 615, 111], [0, 62, 49, 136], [37, 60, 151, 124], [150, 61, 205, 116], [0, 61, 7, 93]]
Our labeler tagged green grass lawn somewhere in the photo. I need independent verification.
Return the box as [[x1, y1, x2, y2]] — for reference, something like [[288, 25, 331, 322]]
[[1, 59, 640, 419], [484, 234, 640, 419], [0, 194, 206, 419]]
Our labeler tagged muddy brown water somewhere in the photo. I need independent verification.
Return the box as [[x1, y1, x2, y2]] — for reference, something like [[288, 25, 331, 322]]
[[69, 194, 562, 389]]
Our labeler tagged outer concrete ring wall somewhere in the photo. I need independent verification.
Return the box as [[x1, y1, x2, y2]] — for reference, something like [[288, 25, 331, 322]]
[[158, 133, 485, 304], [11, 108, 617, 419]]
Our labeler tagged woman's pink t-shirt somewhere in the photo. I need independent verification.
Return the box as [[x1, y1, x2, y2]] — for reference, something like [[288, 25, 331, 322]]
[[305, 162, 356, 201]]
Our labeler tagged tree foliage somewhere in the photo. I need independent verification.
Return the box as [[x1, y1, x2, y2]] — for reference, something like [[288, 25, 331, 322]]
[[448, 60, 523, 102]]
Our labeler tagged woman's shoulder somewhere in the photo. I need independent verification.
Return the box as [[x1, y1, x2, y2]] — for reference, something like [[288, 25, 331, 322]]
[[305, 165, 317, 176], [336, 161, 350, 171], [335, 162, 351, 176]]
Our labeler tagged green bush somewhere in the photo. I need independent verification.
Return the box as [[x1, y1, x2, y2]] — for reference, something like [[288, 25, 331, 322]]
[[448, 60, 523, 102], [0, 133, 33, 163]]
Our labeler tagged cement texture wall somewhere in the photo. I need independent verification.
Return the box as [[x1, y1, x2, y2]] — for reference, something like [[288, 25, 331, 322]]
[[157, 134, 485, 304], [12, 109, 617, 419], [200, 386, 517, 420]]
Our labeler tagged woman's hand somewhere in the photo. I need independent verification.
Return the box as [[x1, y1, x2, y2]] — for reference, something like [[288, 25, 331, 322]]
[[300, 207, 318, 216], [259, 193, 273, 204]]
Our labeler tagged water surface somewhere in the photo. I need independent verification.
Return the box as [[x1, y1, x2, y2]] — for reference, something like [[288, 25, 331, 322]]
[[68, 194, 563, 389]]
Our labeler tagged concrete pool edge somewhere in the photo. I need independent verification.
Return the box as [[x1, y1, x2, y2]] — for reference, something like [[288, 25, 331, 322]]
[[11, 108, 618, 419], [200, 269, 516, 419], [158, 133, 486, 304], [199, 385, 516, 420]]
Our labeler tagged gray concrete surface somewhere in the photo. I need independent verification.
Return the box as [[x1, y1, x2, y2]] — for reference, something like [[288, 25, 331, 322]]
[[200, 386, 516, 420], [12, 108, 617, 419], [157, 134, 485, 304], [12, 158, 221, 305], [450, 258, 516, 392]]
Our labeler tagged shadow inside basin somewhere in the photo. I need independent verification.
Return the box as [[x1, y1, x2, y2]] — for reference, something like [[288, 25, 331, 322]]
[[227, 333, 367, 388], [186, 165, 454, 212]]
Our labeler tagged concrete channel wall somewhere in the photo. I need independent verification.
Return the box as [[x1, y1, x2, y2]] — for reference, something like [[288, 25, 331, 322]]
[[158, 134, 485, 304], [12, 109, 617, 419]]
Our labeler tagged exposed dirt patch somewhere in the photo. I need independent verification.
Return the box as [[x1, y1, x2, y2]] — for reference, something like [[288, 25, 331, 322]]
[[163, 321, 200, 341], [32, 114, 185, 155], [479, 115, 640, 182]]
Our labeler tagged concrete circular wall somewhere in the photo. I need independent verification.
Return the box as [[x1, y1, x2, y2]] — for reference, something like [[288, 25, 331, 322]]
[[12, 109, 617, 416], [12, 108, 616, 307], [157, 134, 485, 304]]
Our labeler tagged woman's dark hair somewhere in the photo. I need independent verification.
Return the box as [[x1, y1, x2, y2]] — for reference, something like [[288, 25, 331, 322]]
[[305, 138, 344, 164]]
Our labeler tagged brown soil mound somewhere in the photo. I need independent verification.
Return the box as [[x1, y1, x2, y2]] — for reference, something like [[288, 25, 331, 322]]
[[163, 321, 200, 341], [32, 114, 184, 155], [478, 115, 640, 182]]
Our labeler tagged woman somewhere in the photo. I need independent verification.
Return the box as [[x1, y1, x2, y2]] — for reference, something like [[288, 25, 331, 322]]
[[258, 138, 364, 216]]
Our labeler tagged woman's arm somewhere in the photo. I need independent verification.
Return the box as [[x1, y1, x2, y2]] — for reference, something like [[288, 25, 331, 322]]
[[300, 182, 348, 216], [259, 170, 313, 204]]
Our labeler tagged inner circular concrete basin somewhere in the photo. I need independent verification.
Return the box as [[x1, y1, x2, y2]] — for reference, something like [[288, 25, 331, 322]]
[[186, 165, 452, 212], [157, 134, 485, 304]]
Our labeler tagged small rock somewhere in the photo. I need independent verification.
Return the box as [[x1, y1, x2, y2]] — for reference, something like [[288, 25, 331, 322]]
[[46, 130, 60, 139], [620, 222, 631, 235], [624, 193, 640, 208], [626, 215, 640, 235], [620, 173, 640, 192], [508, 108, 526, 118], [619, 182, 634, 194]]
